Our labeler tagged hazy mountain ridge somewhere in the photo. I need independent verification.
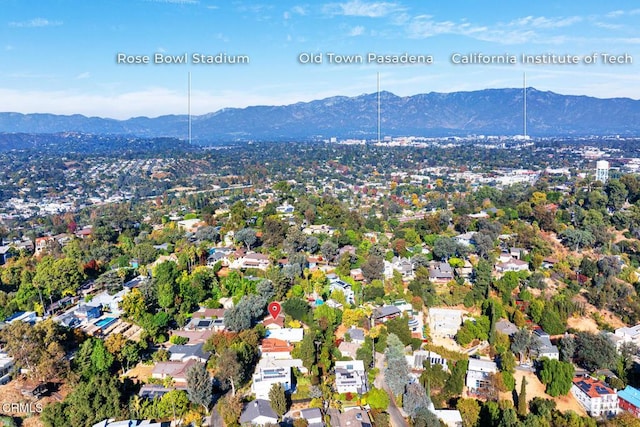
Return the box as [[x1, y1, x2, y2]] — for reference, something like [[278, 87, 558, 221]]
[[1, 88, 639, 141]]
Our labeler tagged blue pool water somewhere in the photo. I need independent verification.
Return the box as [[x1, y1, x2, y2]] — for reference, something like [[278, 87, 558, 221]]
[[95, 317, 116, 328]]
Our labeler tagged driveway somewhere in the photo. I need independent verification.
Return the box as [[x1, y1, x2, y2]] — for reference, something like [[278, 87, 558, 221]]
[[374, 352, 409, 427]]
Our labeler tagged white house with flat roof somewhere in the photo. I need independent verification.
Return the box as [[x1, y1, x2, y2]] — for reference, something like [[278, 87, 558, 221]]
[[429, 308, 463, 338], [335, 360, 368, 394], [466, 359, 498, 394]]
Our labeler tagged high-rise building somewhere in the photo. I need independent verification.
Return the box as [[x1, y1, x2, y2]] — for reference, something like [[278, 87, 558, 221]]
[[596, 160, 610, 183]]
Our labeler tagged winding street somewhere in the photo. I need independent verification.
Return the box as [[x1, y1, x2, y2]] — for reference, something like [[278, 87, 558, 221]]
[[374, 352, 409, 427]]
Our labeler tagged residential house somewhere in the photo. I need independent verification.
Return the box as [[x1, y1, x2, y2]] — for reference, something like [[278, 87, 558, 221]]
[[434, 410, 464, 427], [75, 226, 93, 239], [334, 360, 368, 394], [168, 343, 210, 364], [239, 399, 279, 426], [510, 248, 527, 260], [495, 319, 518, 337], [303, 224, 335, 236], [184, 307, 225, 331], [497, 253, 513, 263], [239, 253, 271, 271], [571, 376, 618, 417], [263, 313, 285, 329], [350, 268, 364, 282], [74, 303, 101, 322], [170, 330, 214, 345], [5, 311, 38, 325], [328, 408, 372, 427], [265, 328, 304, 343], [0, 351, 14, 385], [372, 306, 401, 325], [138, 384, 186, 399], [176, 218, 204, 233], [206, 251, 229, 267], [151, 359, 197, 385], [0, 245, 14, 265], [406, 350, 448, 371], [532, 328, 559, 360], [455, 260, 474, 280], [339, 245, 356, 257], [495, 259, 529, 273], [299, 408, 325, 427], [389, 256, 414, 279], [276, 203, 295, 214], [465, 359, 498, 394], [429, 308, 463, 338], [455, 232, 476, 247], [34, 236, 55, 255], [327, 274, 355, 304], [91, 289, 129, 316], [339, 341, 362, 360], [613, 324, 640, 350], [429, 261, 454, 282], [260, 338, 294, 359], [251, 357, 302, 399], [618, 385, 640, 418], [542, 257, 558, 269], [345, 327, 365, 344]]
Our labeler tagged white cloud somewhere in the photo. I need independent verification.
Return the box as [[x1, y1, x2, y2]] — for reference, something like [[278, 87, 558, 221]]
[[291, 5, 307, 15], [283, 11, 291, 20], [508, 15, 582, 29], [215, 33, 229, 42], [4, 45, 14, 51], [348, 25, 365, 36], [405, 14, 579, 45], [75, 72, 91, 80], [606, 8, 640, 18], [606, 10, 625, 18], [323, 0, 403, 18], [8, 18, 62, 28]]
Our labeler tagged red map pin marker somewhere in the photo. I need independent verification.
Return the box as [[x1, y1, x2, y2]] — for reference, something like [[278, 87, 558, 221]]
[[268, 302, 282, 319]]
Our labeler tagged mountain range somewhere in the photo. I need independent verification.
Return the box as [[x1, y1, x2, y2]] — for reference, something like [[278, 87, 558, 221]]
[[1, 88, 640, 142]]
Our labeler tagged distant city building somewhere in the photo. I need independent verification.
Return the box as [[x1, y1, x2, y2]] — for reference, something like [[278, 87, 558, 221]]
[[596, 160, 610, 183]]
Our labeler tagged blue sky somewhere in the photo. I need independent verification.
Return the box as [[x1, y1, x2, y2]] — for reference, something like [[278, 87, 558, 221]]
[[1, 0, 639, 118]]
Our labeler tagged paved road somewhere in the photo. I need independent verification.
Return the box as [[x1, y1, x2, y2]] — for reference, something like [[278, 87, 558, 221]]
[[374, 352, 409, 427], [206, 392, 226, 427]]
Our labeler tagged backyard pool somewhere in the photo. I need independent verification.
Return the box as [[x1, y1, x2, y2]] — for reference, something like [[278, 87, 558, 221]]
[[94, 317, 117, 329]]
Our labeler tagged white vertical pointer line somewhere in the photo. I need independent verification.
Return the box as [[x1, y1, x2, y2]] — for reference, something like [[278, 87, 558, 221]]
[[188, 71, 192, 144], [523, 72, 527, 139], [377, 72, 381, 144]]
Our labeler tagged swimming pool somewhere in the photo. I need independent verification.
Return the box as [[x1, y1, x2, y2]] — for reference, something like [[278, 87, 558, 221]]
[[94, 317, 117, 328]]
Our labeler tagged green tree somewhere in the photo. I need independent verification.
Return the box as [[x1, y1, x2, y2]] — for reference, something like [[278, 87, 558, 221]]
[[384, 333, 410, 397], [269, 383, 287, 418], [457, 398, 480, 427], [518, 376, 528, 416], [385, 316, 412, 346], [365, 387, 390, 410], [539, 358, 573, 397], [574, 331, 618, 371], [216, 348, 243, 396], [186, 361, 212, 413]]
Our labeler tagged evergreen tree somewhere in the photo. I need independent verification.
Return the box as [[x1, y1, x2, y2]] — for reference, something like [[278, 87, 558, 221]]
[[268, 383, 287, 418], [518, 376, 528, 416], [384, 333, 410, 396], [186, 361, 212, 413]]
